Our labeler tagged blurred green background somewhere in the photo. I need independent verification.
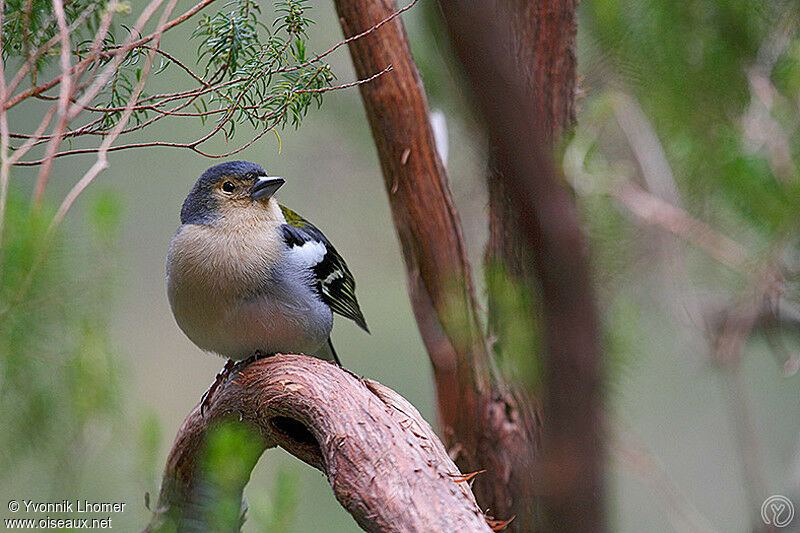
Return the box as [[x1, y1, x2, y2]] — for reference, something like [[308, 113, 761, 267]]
[[2, 0, 800, 531]]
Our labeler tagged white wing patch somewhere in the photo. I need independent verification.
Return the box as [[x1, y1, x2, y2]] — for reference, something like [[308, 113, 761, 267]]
[[290, 240, 327, 267]]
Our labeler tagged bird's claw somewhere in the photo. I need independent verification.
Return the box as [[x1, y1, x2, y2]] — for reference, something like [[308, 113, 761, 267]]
[[200, 358, 236, 417], [199, 353, 276, 417]]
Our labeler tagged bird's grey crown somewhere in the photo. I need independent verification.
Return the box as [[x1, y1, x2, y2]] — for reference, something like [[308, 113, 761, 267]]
[[180, 161, 268, 225]]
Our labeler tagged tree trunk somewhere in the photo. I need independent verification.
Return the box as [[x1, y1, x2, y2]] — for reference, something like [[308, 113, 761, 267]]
[[486, 0, 578, 383], [332, 0, 543, 529], [438, 1, 605, 531], [145, 354, 494, 533]]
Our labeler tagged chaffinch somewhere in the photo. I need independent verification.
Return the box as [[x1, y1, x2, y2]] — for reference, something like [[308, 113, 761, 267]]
[[166, 161, 368, 378]]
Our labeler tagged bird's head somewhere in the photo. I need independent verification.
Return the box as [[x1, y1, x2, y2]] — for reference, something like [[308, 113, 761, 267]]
[[180, 161, 285, 226]]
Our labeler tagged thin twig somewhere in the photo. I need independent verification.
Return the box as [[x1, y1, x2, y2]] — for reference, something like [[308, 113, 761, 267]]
[[32, 0, 74, 207], [0, 0, 10, 250], [0, 0, 176, 318], [4, 1, 101, 99], [3, 0, 220, 111], [296, 64, 393, 93], [13, 65, 394, 165], [612, 93, 683, 207], [278, 0, 417, 77], [614, 181, 749, 271], [8, 0, 407, 163], [612, 422, 718, 533]]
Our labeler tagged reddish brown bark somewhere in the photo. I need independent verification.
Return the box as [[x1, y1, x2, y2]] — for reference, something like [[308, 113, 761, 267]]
[[332, 0, 542, 529], [487, 0, 578, 254], [438, 1, 605, 532], [145, 354, 493, 533], [486, 0, 578, 349], [333, 0, 489, 422]]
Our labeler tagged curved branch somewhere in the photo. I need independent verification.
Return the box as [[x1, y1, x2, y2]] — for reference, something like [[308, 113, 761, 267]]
[[146, 354, 493, 533]]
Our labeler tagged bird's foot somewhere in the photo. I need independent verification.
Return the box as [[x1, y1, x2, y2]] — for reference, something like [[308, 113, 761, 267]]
[[233, 350, 273, 370], [200, 353, 276, 417], [200, 358, 236, 417]]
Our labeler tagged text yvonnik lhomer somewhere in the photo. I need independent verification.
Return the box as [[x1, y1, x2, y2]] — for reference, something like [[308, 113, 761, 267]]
[[15, 500, 125, 513]]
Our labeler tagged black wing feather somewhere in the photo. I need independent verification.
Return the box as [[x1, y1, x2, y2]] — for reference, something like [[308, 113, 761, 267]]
[[279, 205, 369, 332]]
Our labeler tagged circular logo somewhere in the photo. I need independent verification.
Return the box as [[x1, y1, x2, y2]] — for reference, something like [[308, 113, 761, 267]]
[[761, 495, 795, 528]]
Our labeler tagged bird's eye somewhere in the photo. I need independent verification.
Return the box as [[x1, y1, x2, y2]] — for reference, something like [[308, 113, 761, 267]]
[[221, 181, 236, 193]]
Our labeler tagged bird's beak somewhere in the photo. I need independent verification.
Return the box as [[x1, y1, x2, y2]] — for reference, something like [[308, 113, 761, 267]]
[[250, 176, 285, 201]]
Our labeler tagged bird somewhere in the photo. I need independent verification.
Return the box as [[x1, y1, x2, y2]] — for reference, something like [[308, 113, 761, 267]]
[[166, 161, 368, 408]]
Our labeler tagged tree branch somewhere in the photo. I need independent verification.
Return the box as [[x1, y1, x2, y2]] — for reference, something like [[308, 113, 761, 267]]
[[146, 354, 493, 533]]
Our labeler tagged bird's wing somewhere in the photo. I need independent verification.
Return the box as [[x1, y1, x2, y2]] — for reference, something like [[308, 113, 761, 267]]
[[279, 205, 369, 332]]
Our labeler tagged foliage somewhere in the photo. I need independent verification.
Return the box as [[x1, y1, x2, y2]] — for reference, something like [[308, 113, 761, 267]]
[[579, 0, 800, 241], [137, 409, 165, 496], [246, 465, 299, 532], [2, 0, 337, 162], [569, 4, 800, 525], [198, 421, 264, 531], [1, 0, 107, 62], [484, 261, 543, 389], [569, 0, 800, 369], [151, 420, 298, 532], [191, 0, 334, 135], [200, 0, 333, 131], [0, 187, 123, 482]]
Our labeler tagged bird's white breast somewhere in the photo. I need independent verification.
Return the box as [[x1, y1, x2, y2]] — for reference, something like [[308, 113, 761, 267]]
[[166, 210, 332, 360]]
